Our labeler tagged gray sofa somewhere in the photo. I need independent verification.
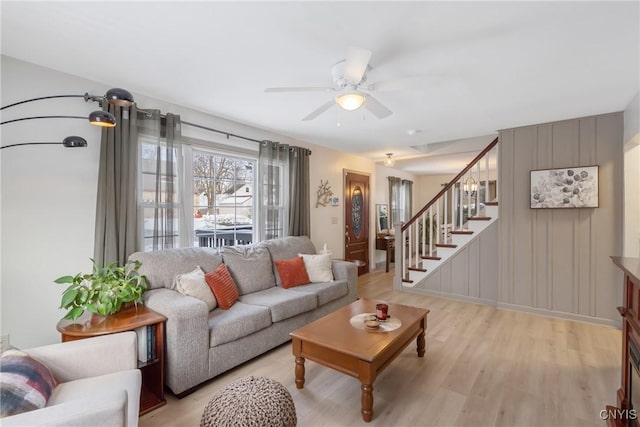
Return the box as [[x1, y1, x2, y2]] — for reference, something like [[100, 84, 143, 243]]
[[129, 236, 357, 395]]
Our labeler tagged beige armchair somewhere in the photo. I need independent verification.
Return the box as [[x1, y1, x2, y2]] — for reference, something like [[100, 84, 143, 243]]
[[2, 332, 141, 427]]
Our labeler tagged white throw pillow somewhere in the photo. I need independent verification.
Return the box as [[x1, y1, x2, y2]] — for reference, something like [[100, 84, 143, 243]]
[[175, 266, 218, 311], [298, 253, 333, 283]]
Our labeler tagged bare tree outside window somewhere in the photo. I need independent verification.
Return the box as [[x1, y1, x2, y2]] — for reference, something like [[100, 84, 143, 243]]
[[192, 150, 255, 247]]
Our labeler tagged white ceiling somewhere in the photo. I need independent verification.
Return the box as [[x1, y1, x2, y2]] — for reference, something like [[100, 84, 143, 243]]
[[1, 1, 638, 174]]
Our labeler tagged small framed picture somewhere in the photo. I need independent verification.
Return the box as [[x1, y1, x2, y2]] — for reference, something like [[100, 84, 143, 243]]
[[331, 197, 339, 206], [530, 165, 598, 208]]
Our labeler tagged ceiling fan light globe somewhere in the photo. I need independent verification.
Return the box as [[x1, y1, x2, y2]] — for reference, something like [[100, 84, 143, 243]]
[[336, 92, 365, 111]]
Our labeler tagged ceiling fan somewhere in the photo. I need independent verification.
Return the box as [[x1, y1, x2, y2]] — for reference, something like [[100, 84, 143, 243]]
[[265, 47, 394, 121]]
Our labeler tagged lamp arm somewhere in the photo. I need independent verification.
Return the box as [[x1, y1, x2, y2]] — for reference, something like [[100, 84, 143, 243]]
[[1, 95, 87, 110], [0, 142, 62, 150], [1, 116, 87, 125]]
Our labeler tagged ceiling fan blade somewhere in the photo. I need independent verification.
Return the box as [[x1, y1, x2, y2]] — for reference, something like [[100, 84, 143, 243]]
[[265, 87, 334, 93], [363, 94, 393, 119], [302, 100, 335, 121], [344, 47, 372, 84]]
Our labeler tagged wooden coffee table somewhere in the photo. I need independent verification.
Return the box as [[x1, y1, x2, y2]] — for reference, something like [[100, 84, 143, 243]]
[[290, 299, 429, 422]]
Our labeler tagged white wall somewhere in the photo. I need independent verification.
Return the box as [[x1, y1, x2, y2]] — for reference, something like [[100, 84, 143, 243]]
[[0, 56, 376, 347], [624, 91, 640, 257]]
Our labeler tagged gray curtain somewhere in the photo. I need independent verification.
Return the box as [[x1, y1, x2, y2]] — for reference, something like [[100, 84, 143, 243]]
[[402, 179, 413, 223], [138, 111, 183, 251], [258, 140, 289, 241], [388, 176, 401, 228], [258, 141, 311, 241], [93, 104, 139, 267], [288, 146, 311, 236]]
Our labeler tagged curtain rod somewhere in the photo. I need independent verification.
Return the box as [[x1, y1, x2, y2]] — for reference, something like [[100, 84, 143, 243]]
[[137, 108, 311, 154], [181, 120, 264, 144]]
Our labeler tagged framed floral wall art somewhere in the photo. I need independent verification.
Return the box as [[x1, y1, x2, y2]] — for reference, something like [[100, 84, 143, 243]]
[[530, 166, 599, 208]]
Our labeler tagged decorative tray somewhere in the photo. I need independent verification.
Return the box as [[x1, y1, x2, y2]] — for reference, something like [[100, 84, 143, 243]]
[[349, 313, 402, 332]]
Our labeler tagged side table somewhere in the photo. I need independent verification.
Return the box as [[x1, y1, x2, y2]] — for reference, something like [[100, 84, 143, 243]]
[[56, 305, 167, 415]]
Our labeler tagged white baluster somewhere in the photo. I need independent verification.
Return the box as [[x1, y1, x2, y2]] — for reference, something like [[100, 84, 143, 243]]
[[436, 199, 441, 245], [429, 205, 433, 256], [484, 153, 490, 204], [444, 191, 448, 243]]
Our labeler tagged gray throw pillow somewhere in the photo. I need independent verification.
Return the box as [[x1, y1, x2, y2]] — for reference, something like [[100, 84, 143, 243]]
[[221, 245, 275, 295]]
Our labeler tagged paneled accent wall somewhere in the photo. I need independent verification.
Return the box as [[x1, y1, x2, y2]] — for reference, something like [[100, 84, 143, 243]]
[[498, 112, 623, 324]]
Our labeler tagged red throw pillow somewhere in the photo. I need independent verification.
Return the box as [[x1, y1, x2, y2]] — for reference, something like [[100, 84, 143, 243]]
[[204, 264, 239, 310], [274, 257, 311, 289]]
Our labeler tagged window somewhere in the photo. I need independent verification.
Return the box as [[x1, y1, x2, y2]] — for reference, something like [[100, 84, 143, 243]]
[[191, 148, 255, 248]]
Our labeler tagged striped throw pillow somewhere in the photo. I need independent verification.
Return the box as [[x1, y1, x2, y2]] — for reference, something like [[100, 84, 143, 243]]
[[205, 264, 239, 310], [0, 349, 58, 418]]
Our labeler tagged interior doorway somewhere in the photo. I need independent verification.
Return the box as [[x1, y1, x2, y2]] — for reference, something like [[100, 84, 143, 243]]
[[344, 170, 369, 276]]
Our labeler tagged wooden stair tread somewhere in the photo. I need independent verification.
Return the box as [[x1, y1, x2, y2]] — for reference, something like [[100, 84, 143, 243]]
[[408, 264, 427, 272], [401, 275, 414, 284], [468, 216, 491, 221], [435, 243, 457, 248], [421, 255, 441, 260], [450, 230, 473, 235], [484, 201, 499, 206]]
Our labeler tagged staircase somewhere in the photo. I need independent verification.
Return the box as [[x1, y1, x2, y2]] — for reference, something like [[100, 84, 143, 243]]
[[393, 137, 499, 296]]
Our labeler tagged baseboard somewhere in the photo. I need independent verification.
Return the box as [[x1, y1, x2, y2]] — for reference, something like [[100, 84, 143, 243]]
[[397, 286, 622, 328], [399, 286, 498, 307], [497, 302, 622, 328]]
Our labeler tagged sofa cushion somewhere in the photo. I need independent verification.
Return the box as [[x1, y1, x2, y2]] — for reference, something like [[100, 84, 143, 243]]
[[0, 349, 58, 417], [221, 245, 275, 295], [176, 266, 218, 311], [238, 287, 317, 323], [288, 280, 349, 306], [208, 303, 272, 347], [263, 236, 316, 286], [205, 264, 239, 310], [299, 253, 334, 282], [130, 247, 223, 290], [274, 257, 310, 289]]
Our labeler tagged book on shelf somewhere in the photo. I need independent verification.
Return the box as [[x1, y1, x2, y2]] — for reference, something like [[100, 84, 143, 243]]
[[135, 324, 157, 363], [135, 326, 148, 363]]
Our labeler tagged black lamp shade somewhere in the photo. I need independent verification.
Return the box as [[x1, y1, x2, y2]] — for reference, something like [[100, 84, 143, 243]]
[[104, 88, 134, 107], [89, 110, 117, 127], [62, 136, 88, 148]]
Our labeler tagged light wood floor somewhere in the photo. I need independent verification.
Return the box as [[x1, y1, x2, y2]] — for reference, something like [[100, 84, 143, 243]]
[[140, 268, 620, 427]]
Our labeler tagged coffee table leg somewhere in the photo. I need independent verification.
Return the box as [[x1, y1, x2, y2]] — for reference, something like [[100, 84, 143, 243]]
[[295, 356, 305, 389], [417, 330, 426, 357], [361, 383, 373, 422]]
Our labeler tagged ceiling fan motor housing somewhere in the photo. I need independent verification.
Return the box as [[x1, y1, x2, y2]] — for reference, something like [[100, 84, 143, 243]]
[[331, 60, 369, 89]]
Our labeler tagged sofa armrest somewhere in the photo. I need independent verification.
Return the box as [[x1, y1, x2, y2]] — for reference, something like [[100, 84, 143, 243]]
[[1, 389, 128, 427], [143, 288, 210, 395], [331, 260, 358, 300], [25, 332, 137, 383]]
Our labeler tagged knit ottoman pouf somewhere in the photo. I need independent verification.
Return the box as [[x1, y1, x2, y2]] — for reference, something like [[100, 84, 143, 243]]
[[200, 376, 297, 427]]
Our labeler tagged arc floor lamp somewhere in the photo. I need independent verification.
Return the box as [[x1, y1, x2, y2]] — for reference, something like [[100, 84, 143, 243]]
[[0, 88, 134, 150]]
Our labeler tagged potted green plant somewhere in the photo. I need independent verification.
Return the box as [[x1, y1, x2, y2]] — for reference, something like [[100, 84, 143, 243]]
[[54, 259, 147, 321]]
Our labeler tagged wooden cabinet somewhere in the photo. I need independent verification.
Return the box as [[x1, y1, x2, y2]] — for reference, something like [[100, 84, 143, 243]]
[[376, 235, 394, 272], [607, 257, 640, 427], [57, 305, 166, 415]]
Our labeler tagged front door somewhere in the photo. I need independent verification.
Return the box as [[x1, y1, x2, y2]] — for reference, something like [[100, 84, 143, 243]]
[[344, 171, 369, 276]]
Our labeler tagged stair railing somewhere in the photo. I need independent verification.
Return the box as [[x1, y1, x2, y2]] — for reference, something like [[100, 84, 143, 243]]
[[394, 136, 499, 285]]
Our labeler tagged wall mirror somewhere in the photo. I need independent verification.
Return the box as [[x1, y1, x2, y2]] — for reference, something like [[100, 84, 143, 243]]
[[376, 204, 389, 234]]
